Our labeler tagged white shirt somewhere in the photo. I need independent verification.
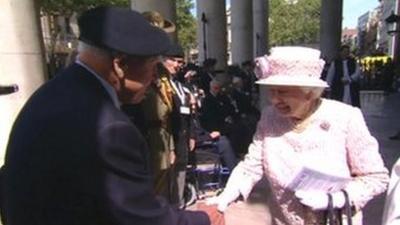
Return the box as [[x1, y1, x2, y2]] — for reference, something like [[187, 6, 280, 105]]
[[170, 78, 186, 105]]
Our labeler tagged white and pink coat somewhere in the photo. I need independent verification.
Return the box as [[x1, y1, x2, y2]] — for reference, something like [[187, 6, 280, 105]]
[[224, 99, 389, 225]]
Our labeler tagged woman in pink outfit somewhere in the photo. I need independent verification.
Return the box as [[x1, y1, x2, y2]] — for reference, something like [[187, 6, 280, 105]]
[[208, 47, 389, 225]]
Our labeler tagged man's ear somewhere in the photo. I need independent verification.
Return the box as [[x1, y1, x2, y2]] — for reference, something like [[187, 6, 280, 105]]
[[112, 57, 128, 79], [110, 57, 127, 90]]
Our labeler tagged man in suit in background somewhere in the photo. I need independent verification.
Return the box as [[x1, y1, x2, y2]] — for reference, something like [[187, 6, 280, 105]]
[[325, 45, 362, 107], [199, 79, 238, 170], [1, 6, 221, 225], [200, 79, 236, 136]]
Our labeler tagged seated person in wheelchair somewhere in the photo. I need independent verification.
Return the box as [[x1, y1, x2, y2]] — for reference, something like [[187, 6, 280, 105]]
[[190, 108, 238, 171]]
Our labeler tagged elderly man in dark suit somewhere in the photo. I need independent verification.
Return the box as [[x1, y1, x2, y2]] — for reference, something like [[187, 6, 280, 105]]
[[199, 79, 238, 170], [200, 79, 236, 135], [1, 7, 221, 225]]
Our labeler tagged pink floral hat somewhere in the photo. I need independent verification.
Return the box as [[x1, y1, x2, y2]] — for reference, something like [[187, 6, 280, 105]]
[[254, 46, 328, 88]]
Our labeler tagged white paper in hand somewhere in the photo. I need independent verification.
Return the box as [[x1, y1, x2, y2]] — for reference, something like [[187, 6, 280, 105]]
[[286, 166, 351, 192]]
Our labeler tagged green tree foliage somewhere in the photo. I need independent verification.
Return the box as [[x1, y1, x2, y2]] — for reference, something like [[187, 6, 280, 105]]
[[176, 0, 197, 52], [39, 0, 129, 78], [40, 0, 130, 16], [269, 0, 320, 46]]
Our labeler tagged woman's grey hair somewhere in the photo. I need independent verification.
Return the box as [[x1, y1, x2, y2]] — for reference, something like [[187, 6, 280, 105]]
[[300, 87, 325, 99]]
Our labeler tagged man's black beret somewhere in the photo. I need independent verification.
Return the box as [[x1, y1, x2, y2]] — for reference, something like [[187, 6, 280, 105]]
[[164, 43, 184, 58], [78, 6, 171, 56]]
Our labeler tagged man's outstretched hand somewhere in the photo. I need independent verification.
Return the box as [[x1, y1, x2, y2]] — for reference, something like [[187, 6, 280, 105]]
[[197, 202, 225, 225]]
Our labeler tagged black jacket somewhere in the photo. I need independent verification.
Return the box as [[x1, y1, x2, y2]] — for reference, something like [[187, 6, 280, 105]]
[[331, 58, 360, 107], [1, 63, 209, 225], [200, 93, 236, 135], [170, 80, 192, 169]]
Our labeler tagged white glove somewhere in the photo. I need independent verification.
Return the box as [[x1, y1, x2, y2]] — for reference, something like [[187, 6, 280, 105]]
[[295, 190, 345, 211], [206, 188, 240, 212]]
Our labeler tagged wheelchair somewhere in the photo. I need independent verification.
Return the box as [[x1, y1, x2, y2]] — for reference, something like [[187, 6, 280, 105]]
[[183, 140, 230, 207]]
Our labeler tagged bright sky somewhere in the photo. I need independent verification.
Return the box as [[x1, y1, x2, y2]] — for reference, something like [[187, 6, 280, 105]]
[[343, 0, 380, 28], [198, 0, 380, 29]]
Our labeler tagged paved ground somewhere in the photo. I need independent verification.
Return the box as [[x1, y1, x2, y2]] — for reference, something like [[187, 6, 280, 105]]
[[192, 91, 400, 225]]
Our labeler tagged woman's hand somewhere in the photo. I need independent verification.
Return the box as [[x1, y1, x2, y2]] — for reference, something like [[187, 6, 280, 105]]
[[206, 188, 241, 212], [295, 190, 345, 210], [206, 196, 230, 212]]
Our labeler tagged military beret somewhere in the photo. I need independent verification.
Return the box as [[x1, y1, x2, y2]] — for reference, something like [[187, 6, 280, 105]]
[[78, 6, 171, 56], [142, 11, 176, 33]]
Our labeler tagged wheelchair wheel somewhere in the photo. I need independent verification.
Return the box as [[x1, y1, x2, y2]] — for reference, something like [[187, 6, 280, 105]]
[[183, 182, 197, 207]]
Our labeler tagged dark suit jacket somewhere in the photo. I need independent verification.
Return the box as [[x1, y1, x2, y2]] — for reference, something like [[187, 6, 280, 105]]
[[330, 58, 361, 107], [197, 70, 214, 94], [170, 80, 193, 169], [1, 63, 210, 225], [199, 93, 235, 135], [230, 89, 259, 118]]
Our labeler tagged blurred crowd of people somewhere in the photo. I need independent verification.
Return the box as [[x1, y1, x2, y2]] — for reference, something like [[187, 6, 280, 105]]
[[122, 44, 262, 208], [359, 56, 400, 94]]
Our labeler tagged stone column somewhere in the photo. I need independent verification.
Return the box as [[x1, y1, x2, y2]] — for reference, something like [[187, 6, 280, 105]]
[[253, 0, 268, 57], [393, 0, 400, 62], [0, 0, 46, 165], [231, 0, 253, 64], [253, 0, 269, 109], [131, 0, 177, 40], [196, 0, 228, 71], [320, 0, 343, 62]]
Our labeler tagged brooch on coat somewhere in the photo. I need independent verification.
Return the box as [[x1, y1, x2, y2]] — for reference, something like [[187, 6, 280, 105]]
[[319, 121, 330, 131]]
